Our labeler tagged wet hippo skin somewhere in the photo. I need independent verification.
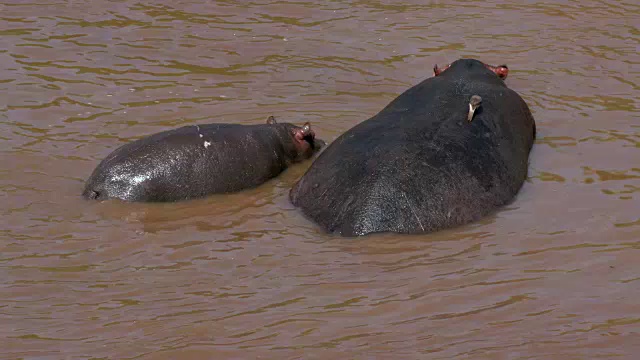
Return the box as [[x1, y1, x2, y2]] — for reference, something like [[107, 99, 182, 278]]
[[83, 117, 324, 202], [290, 59, 536, 237]]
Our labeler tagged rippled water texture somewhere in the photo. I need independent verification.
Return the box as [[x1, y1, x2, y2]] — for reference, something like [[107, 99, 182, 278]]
[[1, 1, 639, 358]]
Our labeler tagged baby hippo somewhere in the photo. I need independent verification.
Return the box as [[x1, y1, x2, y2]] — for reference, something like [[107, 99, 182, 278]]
[[83, 116, 324, 202]]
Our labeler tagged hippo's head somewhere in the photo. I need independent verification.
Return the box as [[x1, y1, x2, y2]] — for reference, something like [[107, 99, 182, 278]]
[[267, 116, 326, 162], [433, 59, 509, 80]]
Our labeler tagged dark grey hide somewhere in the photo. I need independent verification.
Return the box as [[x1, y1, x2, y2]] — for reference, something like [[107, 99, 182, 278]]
[[84, 118, 323, 202], [290, 59, 535, 236]]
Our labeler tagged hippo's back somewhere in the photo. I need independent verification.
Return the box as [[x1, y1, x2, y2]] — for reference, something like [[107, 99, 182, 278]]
[[290, 63, 535, 236], [83, 123, 287, 202]]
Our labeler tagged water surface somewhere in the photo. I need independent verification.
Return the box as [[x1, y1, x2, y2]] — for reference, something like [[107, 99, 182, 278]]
[[1, 1, 639, 358]]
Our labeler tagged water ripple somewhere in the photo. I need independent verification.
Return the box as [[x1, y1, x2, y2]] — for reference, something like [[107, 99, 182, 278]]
[[1, 0, 639, 359]]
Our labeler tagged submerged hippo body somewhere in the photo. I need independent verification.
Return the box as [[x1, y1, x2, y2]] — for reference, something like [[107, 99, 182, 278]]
[[290, 59, 536, 237], [83, 117, 323, 202]]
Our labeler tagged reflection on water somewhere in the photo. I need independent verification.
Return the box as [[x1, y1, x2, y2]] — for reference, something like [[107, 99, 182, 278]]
[[1, 0, 639, 358]]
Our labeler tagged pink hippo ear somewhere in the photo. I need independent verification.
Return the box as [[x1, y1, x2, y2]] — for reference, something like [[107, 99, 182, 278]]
[[495, 65, 509, 80], [301, 122, 311, 135], [485, 64, 509, 80], [294, 122, 314, 141], [433, 63, 450, 76], [266, 115, 277, 124]]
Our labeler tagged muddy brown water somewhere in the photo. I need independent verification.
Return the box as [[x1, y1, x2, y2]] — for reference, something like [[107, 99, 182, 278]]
[[1, 1, 639, 359]]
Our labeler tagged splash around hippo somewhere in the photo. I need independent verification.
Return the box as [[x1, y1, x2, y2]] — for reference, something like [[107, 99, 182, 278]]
[[83, 116, 325, 202], [290, 58, 536, 237]]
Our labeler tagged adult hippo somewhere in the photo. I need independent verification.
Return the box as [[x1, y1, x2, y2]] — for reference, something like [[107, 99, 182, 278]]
[[290, 58, 535, 236], [83, 116, 324, 202]]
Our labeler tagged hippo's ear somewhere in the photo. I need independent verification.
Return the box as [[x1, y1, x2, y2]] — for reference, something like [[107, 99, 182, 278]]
[[495, 65, 509, 80], [301, 122, 312, 136], [485, 64, 509, 80], [433, 64, 441, 76], [433, 63, 450, 76], [266, 116, 277, 124], [294, 122, 314, 141]]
